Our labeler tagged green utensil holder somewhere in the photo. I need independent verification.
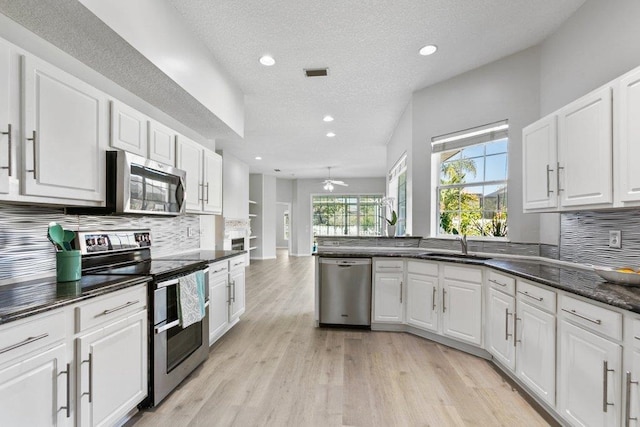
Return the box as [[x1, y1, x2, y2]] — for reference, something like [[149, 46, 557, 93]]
[[56, 250, 81, 282]]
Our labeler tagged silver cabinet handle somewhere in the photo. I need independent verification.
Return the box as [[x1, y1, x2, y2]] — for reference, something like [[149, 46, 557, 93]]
[[546, 164, 554, 196], [518, 290, 543, 302], [489, 279, 507, 287], [561, 308, 602, 325], [101, 300, 139, 316], [59, 363, 71, 418], [557, 162, 564, 193], [603, 360, 614, 412], [198, 183, 204, 202], [0, 332, 48, 355], [378, 266, 402, 270], [1, 123, 11, 176], [399, 281, 403, 304], [442, 289, 446, 313], [432, 287, 437, 311], [233, 261, 244, 267], [82, 353, 93, 403], [505, 308, 513, 341], [635, 336, 640, 341], [626, 371, 638, 426], [205, 182, 209, 203], [513, 314, 520, 347], [26, 130, 37, 179], [231, 279, 236, 303]]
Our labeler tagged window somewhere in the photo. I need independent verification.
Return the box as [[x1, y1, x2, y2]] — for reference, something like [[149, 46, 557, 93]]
[[433, 121, 508, 238], [397, 171, 407, 236], [283, 211, 289, 240], [312, 195, 384, 236], [388, 153, 407, 236]]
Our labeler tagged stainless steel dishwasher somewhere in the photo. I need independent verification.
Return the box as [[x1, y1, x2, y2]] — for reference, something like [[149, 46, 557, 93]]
[[319, 258, 372, 326]]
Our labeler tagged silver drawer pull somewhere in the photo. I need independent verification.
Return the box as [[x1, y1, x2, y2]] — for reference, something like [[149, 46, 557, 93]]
[[603, 360, 614, 412], [233, 261, 244, 267], [101, 300, 139, 316], [626, 371, 638, 426], [212, 268, 226, 273], [489, 279, 507, 287], [634, 336, 640, 341], [518, 290, 543, 301], [561, 308, 602, 325], [82, 353, 93, 403], [59, 363, 71, 418], [0, 333, 49, 355], [378, 266, 401, 270]]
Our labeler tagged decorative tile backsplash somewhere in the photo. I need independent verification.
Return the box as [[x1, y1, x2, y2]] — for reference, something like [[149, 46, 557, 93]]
[[560, 210, 640, 267], [0, 204, 200, 283]]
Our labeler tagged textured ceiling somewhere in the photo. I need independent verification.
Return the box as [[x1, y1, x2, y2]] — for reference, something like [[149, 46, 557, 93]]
[[0, 0, 585, 180], [168, 0, 585, 179]]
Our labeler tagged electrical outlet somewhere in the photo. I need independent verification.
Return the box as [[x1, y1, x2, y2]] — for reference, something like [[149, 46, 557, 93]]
[[187, 227, 194, 237], [609, 230, 622, 248]]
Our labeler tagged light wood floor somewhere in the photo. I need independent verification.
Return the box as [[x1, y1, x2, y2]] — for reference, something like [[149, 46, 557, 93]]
[[126, 250, 552, 427]]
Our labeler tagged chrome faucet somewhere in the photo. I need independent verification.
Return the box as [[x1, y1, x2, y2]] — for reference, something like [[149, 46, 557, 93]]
[[457, 234, 468, 255]]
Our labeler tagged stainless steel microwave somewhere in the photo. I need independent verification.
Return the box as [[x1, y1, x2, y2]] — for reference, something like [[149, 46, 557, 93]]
[[113, 151, 186, 215]]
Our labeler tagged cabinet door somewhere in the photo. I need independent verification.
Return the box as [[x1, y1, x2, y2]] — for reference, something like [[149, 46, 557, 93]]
[[558, 87, 613, 208], [203, 149, 222, 214], [558, 318, 621, 427], [442, 279, 482, 345], [0, 40, 11, 194], [148, 120, 175, 165], [22, 55, 107, 202], [77, 311, 147, 427], [0, 343, 70, 426], [617, 68, 640, 202], [626, 344, 640, 426], [373, 273, 404, 323], [110, 100, 147, 156], [515, 300, 555, 407], [522, 115, 558, 210], [229, 267, 246, 323], [406, 273, 438, 332], [487, 287, 515, 370], [209, 272, 229, 344], [176, 136, 203, 212]]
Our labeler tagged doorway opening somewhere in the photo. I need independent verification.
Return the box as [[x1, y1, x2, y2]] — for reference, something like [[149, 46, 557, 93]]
[[276, 202, 291, 256]]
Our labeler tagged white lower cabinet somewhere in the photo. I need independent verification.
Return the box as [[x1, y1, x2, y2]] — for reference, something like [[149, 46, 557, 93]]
[[622, 317, 640, 426], [0, 343, 70, 426], [229, 256, 246, 323], [558, 297, 622, 427], [406, 272, 438, 332], [373, 272, 404, 323], [76, 310, 147, 427], [208, 261, 230, 345], [487, 287, 515, 369], [442, 265, 483, 346]]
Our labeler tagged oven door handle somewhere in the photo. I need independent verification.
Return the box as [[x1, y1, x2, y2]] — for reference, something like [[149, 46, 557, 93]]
[[155, 320, 180, 334], [157, 278, 180, 289]]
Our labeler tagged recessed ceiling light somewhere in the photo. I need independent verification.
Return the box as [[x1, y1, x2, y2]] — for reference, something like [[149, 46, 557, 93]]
[[326, 132, 336, 138], [323, 115, 334, 122], [255, 156, 262, 160], [419, 44, 438, 56], [259, 55, 275, 66]]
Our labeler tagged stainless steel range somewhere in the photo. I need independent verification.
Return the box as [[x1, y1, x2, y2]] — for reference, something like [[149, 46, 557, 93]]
[[78, 230, 209, 407]]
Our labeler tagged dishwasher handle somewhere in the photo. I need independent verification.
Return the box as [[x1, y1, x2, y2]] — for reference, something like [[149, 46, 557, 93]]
[[319, 258, 372, 266]]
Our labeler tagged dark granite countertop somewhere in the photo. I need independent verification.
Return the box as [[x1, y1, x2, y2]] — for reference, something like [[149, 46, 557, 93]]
[[0, 275, 150, 326], [156, 250, 246, 263], [316, 249, 640, 314]]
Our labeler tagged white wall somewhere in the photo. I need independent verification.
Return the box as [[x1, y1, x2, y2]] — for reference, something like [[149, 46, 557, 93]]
[[409, 46, 542, 242], [292, 177, 386, 256], [276, 178, 294, 203], [262, 175, 277, 259]]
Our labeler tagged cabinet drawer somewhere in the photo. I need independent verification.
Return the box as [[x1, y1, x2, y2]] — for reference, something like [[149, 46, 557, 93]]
[[0, 310, 66, 365], [374, 259, 404, 273], [209, 260, 228, 276], [76, 284, 147, 333], [443, 264, 482, 283], [559, 294, 622, 340], [229, 256, 246, 270], [487, 271, 515, 295], [407, 260, 438, 276], [516, 280, 556, 313]]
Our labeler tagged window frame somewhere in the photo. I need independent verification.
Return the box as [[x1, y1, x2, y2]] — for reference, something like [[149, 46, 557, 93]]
[[310, 193, 385, 238]]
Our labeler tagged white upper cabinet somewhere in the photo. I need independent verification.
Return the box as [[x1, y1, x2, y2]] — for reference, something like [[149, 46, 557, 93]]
[[176, 135, 204, 212], [22, 54, 107, 203], [110, 99, 148, 156], [203, 149, 222, 214], [522, 115, 558, 210], [616, 67, 640, 203], [0, 40, 12, 195], [148, 120, 176, 165], [176, 135, 222, 214], [557, 86, 613, 208]]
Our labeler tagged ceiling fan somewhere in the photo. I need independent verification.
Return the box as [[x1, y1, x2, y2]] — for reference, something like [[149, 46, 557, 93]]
[[321, 167, 348, 192]]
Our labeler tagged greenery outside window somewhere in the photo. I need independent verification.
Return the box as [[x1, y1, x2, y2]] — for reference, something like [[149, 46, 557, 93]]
[[313, 195, 384, 236], [433, 122, 508, 238], [397, 171, 407, 236]]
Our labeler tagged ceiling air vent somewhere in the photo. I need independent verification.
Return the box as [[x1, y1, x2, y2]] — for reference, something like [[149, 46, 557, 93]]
[[304, 68, 328, 77]]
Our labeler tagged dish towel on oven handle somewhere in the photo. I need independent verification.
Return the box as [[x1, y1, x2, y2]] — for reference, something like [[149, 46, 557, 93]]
[[178, 271, 206, 328]]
